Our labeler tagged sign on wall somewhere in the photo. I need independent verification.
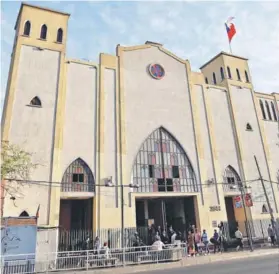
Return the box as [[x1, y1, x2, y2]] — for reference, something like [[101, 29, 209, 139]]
[[233, 195, 243, 208], [245, 193, 253, 207]]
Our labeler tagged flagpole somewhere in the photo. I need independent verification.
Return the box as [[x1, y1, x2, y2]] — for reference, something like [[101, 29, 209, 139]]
[[229, 42, 232, 54]]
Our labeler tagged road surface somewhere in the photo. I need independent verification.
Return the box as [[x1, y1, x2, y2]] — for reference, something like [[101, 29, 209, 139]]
[[134, 254, 279, 274]]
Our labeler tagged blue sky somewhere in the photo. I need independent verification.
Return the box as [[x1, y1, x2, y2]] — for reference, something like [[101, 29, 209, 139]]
[[1, 1, 279, 111]]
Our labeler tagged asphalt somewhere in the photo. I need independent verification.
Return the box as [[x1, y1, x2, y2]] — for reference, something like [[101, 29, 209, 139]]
[[134, 254, 279, 274]]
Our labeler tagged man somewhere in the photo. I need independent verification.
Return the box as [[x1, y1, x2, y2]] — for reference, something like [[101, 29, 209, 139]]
[[267, 224, 276, 246], [235, 227, 243, 251]]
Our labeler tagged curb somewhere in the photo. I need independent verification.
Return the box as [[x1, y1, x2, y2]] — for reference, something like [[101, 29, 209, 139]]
[[69, 249, 279, 274]]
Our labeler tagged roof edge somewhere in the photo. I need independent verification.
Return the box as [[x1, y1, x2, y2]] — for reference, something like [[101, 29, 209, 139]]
[[200, 51, 249, 70], [15, 2, 70, 30]]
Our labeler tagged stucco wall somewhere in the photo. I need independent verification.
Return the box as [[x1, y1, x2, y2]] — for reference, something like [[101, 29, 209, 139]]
[[193, 84, 217, 206], [5, 45, 60, 224], [61, 62, 97, 178], [206, 87, 240, 179], [122, 46, 199, 189], [230, 86, 277, 215]]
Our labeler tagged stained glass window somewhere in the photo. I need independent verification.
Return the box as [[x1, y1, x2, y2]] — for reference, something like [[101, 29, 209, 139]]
[[61, 158, 94, 192], [132, 127, 198, 193], [223, 165, 241, 193], [149, 64, 165, 79]]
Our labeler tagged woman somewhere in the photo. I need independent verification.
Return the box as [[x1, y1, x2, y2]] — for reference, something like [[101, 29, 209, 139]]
[[187, 230, 195, 257], [194, 228, 201, 255]]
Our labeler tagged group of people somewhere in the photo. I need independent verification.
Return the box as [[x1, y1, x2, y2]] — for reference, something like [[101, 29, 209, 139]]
[[143, 222, 246, 256]]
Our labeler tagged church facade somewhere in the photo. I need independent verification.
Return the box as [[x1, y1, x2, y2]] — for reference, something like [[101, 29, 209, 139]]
[[1, 3, 279, 252]]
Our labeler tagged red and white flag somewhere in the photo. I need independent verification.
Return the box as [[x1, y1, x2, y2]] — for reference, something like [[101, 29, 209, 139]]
[[225, 17, 236, 43]]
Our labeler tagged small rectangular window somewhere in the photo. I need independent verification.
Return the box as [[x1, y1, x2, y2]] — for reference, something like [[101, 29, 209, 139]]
[[149, 165, 154, 178], [73, 174, 79, 182], [227, 177, 235, 184], [166, 179, 173, 192], [172, 166, 180, 178], [79, 174, 84, 183], [158, 178, 165, 192]]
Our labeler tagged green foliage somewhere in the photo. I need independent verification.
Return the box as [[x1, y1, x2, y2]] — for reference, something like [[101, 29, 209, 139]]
[[1, 141, 37, 181]]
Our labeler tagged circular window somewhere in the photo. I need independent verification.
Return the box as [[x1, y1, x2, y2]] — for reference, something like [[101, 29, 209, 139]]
[[148, 64, 165, 79]]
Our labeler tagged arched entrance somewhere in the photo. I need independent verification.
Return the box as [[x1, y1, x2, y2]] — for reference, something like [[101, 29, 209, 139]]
[[59, 158, 94, 232], [132, 127, 199, 236], [223, 165, 246, 238]]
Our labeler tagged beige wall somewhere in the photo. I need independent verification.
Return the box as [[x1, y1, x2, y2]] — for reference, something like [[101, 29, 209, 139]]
[[192, 84, 218, 207], [61, 62, 97, 176], [3, 45, 61, 225], [230, 86, 277, 216], [122, 46, 199, 187]]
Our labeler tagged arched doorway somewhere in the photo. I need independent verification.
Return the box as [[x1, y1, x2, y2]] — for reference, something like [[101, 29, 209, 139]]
[[223, 166, 246, 238], [132, 127, 198, 236], [59, 158, 94, 233]]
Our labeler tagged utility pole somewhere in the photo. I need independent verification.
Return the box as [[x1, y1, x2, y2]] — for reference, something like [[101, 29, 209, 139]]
[[121, 184, 125, 248], [238, 181, 254, 251], [254, 155, 279, 246]]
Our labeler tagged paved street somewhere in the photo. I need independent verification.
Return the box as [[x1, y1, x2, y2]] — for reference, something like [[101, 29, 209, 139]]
[[134, 254, 279, 274]]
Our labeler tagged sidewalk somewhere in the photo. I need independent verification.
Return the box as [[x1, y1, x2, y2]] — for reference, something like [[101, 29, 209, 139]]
[[66, 247, 278, 274]]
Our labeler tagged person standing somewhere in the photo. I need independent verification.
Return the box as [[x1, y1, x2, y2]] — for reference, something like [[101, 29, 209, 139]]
[[187, 230, 195, 257], [235, 227, 243, 251], [211, 229, 219, 253], [267, 224, 276, 246], [194, 228, 201, 255], [201, 229, 210, 255]]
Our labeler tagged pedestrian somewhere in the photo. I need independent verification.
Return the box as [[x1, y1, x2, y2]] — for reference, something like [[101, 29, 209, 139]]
[[194, 228, 201, 255], [235, 227, 243, 251], [218, 222, 224, 252], [201, 229, 210, 255], [267, 224, 276, 246], [187, 230, 195, 257], [93, 236, 101, 255], [151, 235, 165, 251], [210, 229, 219, 253], [161, 230, 169, 244]]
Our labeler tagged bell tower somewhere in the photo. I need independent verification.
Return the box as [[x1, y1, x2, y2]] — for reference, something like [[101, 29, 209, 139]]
[[1, 3, 70, 226]]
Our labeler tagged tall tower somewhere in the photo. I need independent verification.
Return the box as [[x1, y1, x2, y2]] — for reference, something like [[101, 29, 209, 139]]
[[1, 3, 70, 227], [200, 52, 278, 219]]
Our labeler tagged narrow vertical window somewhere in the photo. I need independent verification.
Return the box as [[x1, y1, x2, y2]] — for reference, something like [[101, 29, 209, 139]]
[[205, 77, 208, 84], [57, 28, 63, 43], [265, 101, 272, 120], [213, 72, 217, 85], [227, 66, 232, 79], [220, 67, 224, 80], [236, 69, 241, 81], [24, 21, 31, 36], [40, 24, 47, 40], [245, 70, 249, 82], [271, 102, 278, 121], [260, 100, 266, 119]]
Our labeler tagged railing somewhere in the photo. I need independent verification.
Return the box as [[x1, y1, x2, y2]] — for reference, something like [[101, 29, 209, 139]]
[[58, 218, 279, 251], [61, 182, 94, 192], [1, 244, 187, 274]]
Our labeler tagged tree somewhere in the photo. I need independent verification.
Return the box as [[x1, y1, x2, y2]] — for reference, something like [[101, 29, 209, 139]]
[[1, 141, 38, 198]]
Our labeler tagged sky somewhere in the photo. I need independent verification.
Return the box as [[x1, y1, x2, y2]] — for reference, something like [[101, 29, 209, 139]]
[[1, 1, 279, 112]]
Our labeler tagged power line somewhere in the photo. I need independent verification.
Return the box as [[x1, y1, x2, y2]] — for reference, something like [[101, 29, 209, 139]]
[[2, 177, 261, 189]]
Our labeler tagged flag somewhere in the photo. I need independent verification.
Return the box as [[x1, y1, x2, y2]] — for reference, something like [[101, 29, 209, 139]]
[[225, 17, 236, 43], [36, 204, 40, 218]]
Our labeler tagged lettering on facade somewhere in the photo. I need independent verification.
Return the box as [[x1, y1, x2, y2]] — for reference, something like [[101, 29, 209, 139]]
[[209, 206, 221, 212]]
